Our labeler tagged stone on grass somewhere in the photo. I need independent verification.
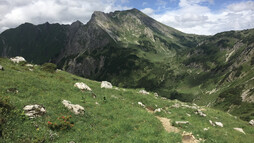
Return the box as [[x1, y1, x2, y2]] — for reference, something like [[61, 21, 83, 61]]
[[0, 65, 3, 71], [203, 127, 209, 131], [154, 108, 162, 113], [215, 122, 223, 127], [138, 102, 145, 108], [23, 104, 46, 118], [233, 128, 245, 134], [139, 89, 149, 95], [175, 121, 189, 125], [74, 82, 92, 91], [195, 110, 207, 117], [101, 81, 113, 89], [249, 119, 254, 126], [209, 120, 215, 126], [10, 56, 26, 63], [25, 64, 33, 67], [62, 100, 84, 115], [154, 92, 159, 97]]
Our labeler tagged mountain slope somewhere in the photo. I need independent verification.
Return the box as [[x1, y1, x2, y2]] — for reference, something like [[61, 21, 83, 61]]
[[1, 58, 254, 142], [0, 9, 253, 121]]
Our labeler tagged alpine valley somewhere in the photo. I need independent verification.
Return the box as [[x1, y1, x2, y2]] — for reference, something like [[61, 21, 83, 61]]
[[0, 8, 253, 142]]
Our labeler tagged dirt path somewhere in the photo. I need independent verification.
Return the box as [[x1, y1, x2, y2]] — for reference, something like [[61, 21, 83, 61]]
[[145, 108, 199, 143], [156, 116, 180, 133]]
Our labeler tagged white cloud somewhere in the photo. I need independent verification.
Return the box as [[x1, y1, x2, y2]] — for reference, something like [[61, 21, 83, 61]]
[[141, 8, 154, 15], [0, 0, 129, 32], [143, 0, 254, 35]]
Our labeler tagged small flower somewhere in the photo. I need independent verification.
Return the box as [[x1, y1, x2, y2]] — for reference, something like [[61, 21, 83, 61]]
[[48, 121, 52, 125]]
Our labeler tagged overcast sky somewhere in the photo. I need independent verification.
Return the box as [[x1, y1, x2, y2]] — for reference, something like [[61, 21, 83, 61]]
[[0, 0, 253, 35]]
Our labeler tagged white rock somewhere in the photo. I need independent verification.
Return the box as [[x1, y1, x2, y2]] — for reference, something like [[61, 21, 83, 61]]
[[139, 89, 150, 95], [138, 102, 145, 108], [0, 65, 3, 70], [154, 92, 159, 97], [101, 81, 113, 89], [10, 56, 26, 63], [23, 104, 46, 118], [249, 119, 254, 126], [233, 128, 245, 134], [195, 110, 207, 117], [74, 82, 92, 91], [175, 121, 189, 124], [95, 102, 99, 105], [25, 64, 33, 67], [154, 108, 162, 113], [186, 113, 191, 117], [203, 127, 209, 131], [215, 122, 223, 127], [209, 120, 215, 126], [62, 100, 84, 115]]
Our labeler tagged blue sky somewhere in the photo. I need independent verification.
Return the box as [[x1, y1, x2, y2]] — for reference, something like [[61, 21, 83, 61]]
[[0, 0, 254, 35]]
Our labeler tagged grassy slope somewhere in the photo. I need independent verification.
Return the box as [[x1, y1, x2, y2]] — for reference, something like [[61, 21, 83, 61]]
[[0, 58, 254, 143]]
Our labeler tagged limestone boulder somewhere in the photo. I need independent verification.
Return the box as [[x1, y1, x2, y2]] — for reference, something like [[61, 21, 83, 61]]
[[62, 100, 84, 115], [101, 81, 113, 89], [23, 104, 46, 118], [10, 56, 26, 64], [139, 90, 149, 95], [74, 82, 92, 91]]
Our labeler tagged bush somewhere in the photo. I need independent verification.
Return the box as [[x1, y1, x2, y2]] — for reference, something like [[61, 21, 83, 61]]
[[41, 63, 57, 73], [48, 115, 74, 131]]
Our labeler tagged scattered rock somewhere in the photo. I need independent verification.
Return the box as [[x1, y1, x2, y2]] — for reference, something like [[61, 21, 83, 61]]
[[195, 110, 206, 117], [186, 113, 191, 117], [203, 127, 209, 131], [139, 89, 149, 95], [95, 102, 99, 105], [154, 92, 159, 97], [23, 104, 46, 118], [172, 103, 181, 108], [215, 122, 223, 127], [74, 82, 92, 91], [233, 128, 245, 134], [10, 56, 26, 63], [154, 108, 162, 113], [101, 81, 113, 89], [7, 88, 19, 94], [62, 100, 84, 114], [138, 102, 145, 108], [175, 121, 189, 125], [25, 64, 33, 67], [0, 65, 4, 71], [69, 141, 75, 143], [249, 119, 254, 126], [182, 131, 199, 143], [114, 87, 120, 90], [209, 120, 215, 126]]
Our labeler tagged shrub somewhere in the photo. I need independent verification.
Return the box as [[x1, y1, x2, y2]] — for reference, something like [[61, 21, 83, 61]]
[[48, 115, 74, 131], [41, 63, 57, 73]]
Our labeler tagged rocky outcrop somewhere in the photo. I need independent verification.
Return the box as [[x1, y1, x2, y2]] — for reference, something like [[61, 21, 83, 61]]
[[62, 100, 84, 114], [101, 81, 113, 89], [249, 119, 254, 126], [74, 82, 92, 91], [23, 104, 46, 118], [10, 56, 26, 63]]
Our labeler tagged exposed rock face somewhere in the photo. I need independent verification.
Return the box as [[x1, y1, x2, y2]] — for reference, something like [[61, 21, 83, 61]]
[[233, 128, 245, 134], [139, 90, 150, 95], [0, 65, 3, 71], [74, 82, 92, 91], [23, 104, 46, 118], [101, 81, 113, 89], [10, 56, 26, 63], [62, 100, 84, 114]]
